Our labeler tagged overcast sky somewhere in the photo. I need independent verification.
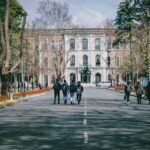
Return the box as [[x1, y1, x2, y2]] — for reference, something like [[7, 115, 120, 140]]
[[18, 0, 123, 28]]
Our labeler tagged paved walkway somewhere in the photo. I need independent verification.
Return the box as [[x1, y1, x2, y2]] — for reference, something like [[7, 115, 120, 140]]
[[0, 87, 150, 150]]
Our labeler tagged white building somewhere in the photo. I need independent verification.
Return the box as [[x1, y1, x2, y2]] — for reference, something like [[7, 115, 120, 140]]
[[64, 29, 119, 85], [26, 28, 128, 87]]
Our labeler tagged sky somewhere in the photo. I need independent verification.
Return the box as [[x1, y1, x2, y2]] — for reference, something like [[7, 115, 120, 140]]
[[18, 0, 123, 28]]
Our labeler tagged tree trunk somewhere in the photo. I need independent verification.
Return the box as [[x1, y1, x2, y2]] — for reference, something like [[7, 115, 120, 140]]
[[1, 74, 10, 97]]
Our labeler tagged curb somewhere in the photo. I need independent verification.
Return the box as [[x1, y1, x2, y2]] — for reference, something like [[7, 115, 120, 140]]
[[0, 91, 50, 109]]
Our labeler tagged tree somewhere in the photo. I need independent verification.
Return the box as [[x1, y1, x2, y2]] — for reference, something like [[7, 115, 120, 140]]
[[0, 0, 26, 96], [114, 0, 138, 82], [36, 0, 72, 80]]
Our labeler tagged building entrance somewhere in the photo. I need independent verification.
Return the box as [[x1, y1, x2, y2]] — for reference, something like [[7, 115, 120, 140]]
[[80, 67, 91, 83]]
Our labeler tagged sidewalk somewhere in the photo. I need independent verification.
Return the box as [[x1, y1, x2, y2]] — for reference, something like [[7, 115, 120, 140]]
[[0, 88, 53, 108]]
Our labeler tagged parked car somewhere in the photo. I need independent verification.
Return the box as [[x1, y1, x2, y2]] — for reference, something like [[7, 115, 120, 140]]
[[97, 81, 111, 88]]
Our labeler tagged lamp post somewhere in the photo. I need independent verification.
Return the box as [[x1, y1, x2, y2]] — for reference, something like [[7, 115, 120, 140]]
[[106, 48, 113, 85]]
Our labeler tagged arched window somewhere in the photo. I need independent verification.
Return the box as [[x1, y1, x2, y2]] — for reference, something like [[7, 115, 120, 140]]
[[95, 73, 101, 84], [44, 75, 48, 86], [42, 40, 48, 50], [107, 39, 112, 50], [115, 57, 119, 66], [82, 38, 88, 50], [70, 73, 76, 83], [95, 38, 100, 50], [59, 40, 63, 50], [108, 74, 112, 82], [83, 55, 88, 66], [44, 57, 48, 68], [96, 55, 101, 66], [51, 40, 55, 50], [70, 55, 75, 66], [51, 75, 55, 83], [70, 38, 75, 50]]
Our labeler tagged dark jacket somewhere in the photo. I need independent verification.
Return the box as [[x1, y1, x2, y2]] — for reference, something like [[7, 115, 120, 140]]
[[62, 82, 68, 95], [53, 81, 61, 92], [69, 82, 77, 93], [124, 84, 132, 93], [146, 83, 150, 99], [77, 85, 84, 94]]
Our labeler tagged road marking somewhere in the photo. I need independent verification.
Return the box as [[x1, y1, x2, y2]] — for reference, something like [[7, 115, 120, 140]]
[[83, 89, 88, 144], [83, 118, 87, 126], [84, 110, 87, 116], [84, 131, 88, 144]]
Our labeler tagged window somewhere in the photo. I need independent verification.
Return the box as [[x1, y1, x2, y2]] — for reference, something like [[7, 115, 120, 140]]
[[59, 40, 63, 50], [70, 38, 75, 50], [70, 55, 75, 66], [51, 40, 55, 50], [107, 40, 112, 50], [96, 55, 101, 66], [95, 73, 101, 84], [82, 38, 88, 50], [42, 40, 47, 50], [83, 55, 88, 66], [108, 74, 112, 82], [95, 38, 100, 50], [51, 75, 55, 83], [115, 57, 119, 66], [70, 73, 76, 83], [44, 57, 48, 68]]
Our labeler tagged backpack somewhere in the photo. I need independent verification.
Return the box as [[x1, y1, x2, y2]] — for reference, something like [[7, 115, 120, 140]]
[[77, 86, 82, 94], [136, 86, 142, 95], [126, 85, 131, 92]]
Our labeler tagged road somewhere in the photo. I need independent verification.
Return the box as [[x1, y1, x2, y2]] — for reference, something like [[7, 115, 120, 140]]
[[0, 87, 150, 150]]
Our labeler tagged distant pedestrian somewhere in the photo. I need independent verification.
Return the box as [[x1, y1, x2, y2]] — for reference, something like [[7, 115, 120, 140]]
[[69, 80, 77, 104], [124, 81, 132, 104], [146, 82, 150, 105], [53, 79, 61, 104], [62, 80, 69, 104], [45, 82, 48, 88], [39, 83, 42, 89], [135, 81, 143, 104], [76, 81, 84, 104]]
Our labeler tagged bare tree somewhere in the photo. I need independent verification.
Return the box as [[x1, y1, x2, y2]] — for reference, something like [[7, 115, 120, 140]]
[[36, 0, 72, 80]]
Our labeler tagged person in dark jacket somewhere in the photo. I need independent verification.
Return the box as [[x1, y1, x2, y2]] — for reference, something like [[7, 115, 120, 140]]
[[135, 81, 142, 104], [53, 79, 61, 104], [62, 80, 68, 104], [69, 80, 77, 104], [146, 82, 150, 105], [124, 81, 132, 104], [76, 81, 84, 104]]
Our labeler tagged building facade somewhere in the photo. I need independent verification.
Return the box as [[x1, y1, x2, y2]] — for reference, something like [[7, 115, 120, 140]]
[[64, 29, 129, 85], [26, 28, 129, 87]]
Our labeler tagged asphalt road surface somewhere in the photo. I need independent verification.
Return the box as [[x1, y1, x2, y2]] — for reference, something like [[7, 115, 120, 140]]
[[0, 87, 150, 150]]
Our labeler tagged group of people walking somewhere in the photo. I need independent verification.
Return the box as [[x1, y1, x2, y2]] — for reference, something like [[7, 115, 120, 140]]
[[124, 81, 150, 104], [53, 79, 84, 105]]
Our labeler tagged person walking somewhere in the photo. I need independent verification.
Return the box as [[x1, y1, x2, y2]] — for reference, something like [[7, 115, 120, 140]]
[[69, 80, 77, 104], [62, 80, 69, 104], [76, 81, 84, 104], [124, 81, 132, 104], [53, 79, 61, 104], [146, 82, 150, 105], [135, 81, 143, 104]]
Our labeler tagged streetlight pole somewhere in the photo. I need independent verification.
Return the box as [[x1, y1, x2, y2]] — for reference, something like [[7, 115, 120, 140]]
[[107, 48, 112, 85]]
